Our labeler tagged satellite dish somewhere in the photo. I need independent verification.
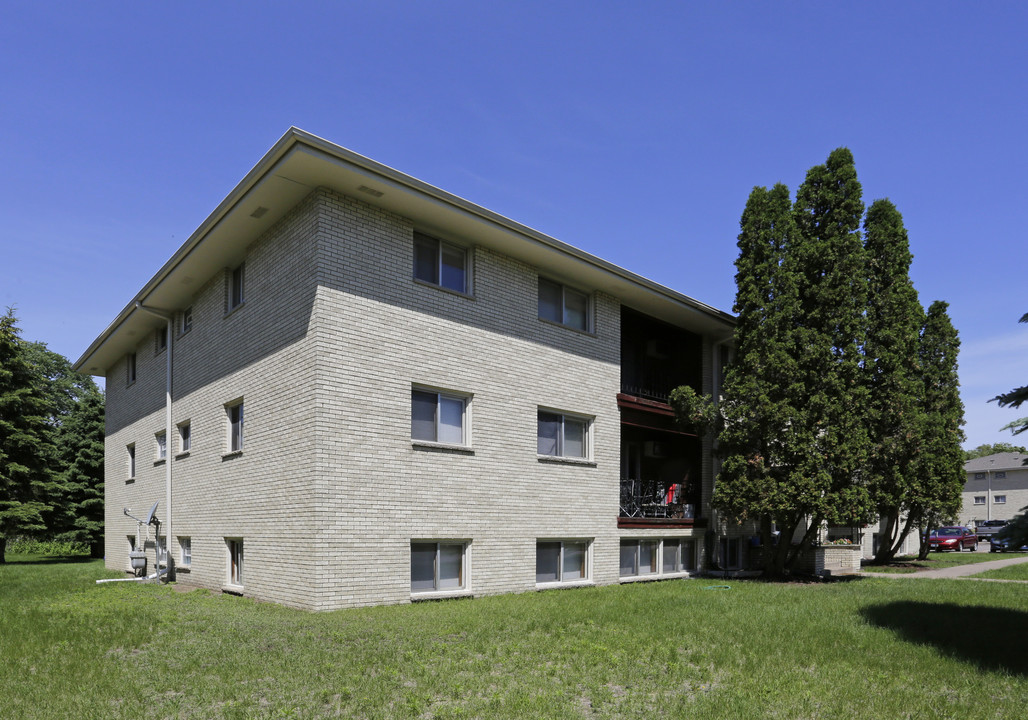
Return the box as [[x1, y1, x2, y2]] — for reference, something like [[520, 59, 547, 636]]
[[145, 501, 160, 525]]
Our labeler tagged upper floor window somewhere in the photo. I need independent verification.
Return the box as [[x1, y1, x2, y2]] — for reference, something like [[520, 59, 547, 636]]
[[974, 473, 986, 479], [995, 494, 1007, 504], [229, 263, 245, 311], [413, 232, 467, 293], [155, 431, 167, 462], [996, 472, 1007, 479], [181, 307, 193, 335], [126, 353, 137, 385], [538, 277, 589, 332], [973, 495, 986, 505], [226, 400, 244, 453], [411, 388, 469, 446], [178, 421, 191, 454], [127, 443, 136, 479], [156, 326, 167, 353], [537, 410, 589, 459]]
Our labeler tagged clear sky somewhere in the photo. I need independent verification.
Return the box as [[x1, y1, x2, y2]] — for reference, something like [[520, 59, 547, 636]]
[[1, 2, 1024, 450]]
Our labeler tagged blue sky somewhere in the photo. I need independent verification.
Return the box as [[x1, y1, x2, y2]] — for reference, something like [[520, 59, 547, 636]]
[[1, 2, 1024, 450]]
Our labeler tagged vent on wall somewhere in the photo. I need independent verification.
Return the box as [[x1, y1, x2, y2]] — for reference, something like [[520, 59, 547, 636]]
[[250, 206, 269, 219], [358, 185, 384, 198]]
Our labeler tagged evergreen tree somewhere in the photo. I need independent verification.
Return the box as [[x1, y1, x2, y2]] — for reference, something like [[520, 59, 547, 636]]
[[909, 301, 965, 559], [712, 183, 809, 576], [52, 385, 105, 556], [862, 199, 925, 563], [788, 148, 874, 532], [0, 310, 55, 562], [991, 312, 1028, 437]]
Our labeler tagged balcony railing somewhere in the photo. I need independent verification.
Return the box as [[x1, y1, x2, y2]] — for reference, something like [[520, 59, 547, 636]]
[[620, 478, 696, 519]]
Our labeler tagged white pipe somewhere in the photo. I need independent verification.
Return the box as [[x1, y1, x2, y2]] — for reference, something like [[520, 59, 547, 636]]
[[133, 301, 174, 581], [96, 568, 167, 584]]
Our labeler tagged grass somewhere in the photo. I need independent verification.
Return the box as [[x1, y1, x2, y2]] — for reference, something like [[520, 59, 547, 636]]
[[973, 562, 1028, 581], [861, 548, 1028, 574], [3, 556, 1028, 719]]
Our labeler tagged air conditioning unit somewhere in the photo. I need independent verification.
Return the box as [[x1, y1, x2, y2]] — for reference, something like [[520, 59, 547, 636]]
[[644, 441, 669, 458]]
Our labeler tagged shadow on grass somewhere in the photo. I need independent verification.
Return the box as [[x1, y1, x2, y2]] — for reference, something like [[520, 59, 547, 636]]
[[862, 601, 1028, 675]]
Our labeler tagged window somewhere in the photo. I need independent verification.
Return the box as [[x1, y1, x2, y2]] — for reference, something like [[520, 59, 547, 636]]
[[178, 421, 191, 454], [179, 537, 191, 567], [974, 496, 986, 505], [127, 353, 137, 385], [158, 535, 168, 565], [156, 326, 167, 353], [181, 307, 193, 335], [229, 263, 245, 311], [663, 539, 696, 573], [996, 472, 1007, 479], [226, 401, 244, 452], [536, 540, 589, 584], [127, 444, 136, 479], [413, 232, 467, 293], [995, 495, 1007, 504], [720, 537, 742, 570], [155, 431, 167, 461], [227, 538, 243, 586], [619, 540, 658, 577], [411, 388, 469, 446], [410, 542, 467, 593], [974, 473, 986, 479], [537, 410, 589, 459], [538, 277, 589, 331]]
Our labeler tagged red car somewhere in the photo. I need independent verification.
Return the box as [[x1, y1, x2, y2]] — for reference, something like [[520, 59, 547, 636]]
[[929, 526, 978, 552]]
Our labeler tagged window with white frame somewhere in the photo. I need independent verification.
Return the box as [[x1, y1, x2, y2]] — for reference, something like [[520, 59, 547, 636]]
[[536, 540, 589, 584], [155, 431, 167, 461], [178, 421, 191, 454], [158, 535, 168, 565], [411, 388, 469, 446], [538, 277, 589, 331], [127, 353, 137, 385], [226, 400, 244, 452], [537, 410, 589, 459], [179, 537, 191, 567], [995, 494, 1007, 504], [413, 232, 468, 293], [663, 539, 696, 573], [410, 542, 467, 593], [620, 539, 659, 577], [127, 443, 136, 479], [974, 496, 986, 505], [181, 306, 193, 335], [229, 263, 245, 311], [227, 538, 243, 586]]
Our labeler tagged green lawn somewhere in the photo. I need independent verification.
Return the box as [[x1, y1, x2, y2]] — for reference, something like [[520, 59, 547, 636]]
[[3, 555, 1028, 719], [973, 561, 1028, 581], [861, 549, 1028, 574]]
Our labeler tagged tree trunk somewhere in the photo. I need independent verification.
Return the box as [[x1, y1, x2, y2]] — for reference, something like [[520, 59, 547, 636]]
[[0, 537, 6, 564]]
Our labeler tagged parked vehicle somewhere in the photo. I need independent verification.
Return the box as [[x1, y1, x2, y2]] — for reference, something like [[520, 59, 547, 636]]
[[928, 526, 978, 552], [975, 519, 1007, 538], [989, 534, 1028, 553]]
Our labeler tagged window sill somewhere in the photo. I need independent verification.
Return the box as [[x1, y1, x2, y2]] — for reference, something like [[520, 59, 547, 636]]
[[537, 317, 597, 338], [175, 451, 190, 459], [412, 440, 474, 455], [537, 455, 596, 467], [223, 301, 246, 320], [535, 579, 595, 590], [154, 459, 166, 466], [222, 450, 244, 461], [176, 566, 191, 574], [413, 278, 474, 300], [411, 588, 473, 602], [222, 585, 244, 596], [126, 478, 136, 485], [619, 572, 695, 584]]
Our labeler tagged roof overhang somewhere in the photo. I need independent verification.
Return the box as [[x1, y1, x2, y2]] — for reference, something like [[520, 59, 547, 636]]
[[75, 128, 735, 376]]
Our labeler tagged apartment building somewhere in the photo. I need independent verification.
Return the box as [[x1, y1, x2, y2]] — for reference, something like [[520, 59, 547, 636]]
[[75, 129, 736, 610], [962, 452, 1028, 527]]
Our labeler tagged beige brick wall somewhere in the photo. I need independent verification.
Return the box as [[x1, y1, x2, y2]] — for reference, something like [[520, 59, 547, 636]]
[[104, 186, 721, 610]]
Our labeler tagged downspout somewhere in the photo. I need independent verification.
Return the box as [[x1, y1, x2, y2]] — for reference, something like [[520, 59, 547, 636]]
[[134, 301, 174, 581]]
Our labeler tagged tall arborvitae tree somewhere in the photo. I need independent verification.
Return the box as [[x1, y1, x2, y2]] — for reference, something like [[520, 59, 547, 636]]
[[0, 310, 55, 562], [992, 312, 1028, 437], [788, 148, 875, 534], [52, 385, 105, 556], [910, 301, 965, 559], [712, 184, 809, 576], [863, 199, 925, 563]]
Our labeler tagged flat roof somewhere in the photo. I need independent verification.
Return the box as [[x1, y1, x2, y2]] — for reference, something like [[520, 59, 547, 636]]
[[75, 128, 735, 376]]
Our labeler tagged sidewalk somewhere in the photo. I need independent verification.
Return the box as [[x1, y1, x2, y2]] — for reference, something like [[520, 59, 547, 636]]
[[859, 553, 1028, 580]]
